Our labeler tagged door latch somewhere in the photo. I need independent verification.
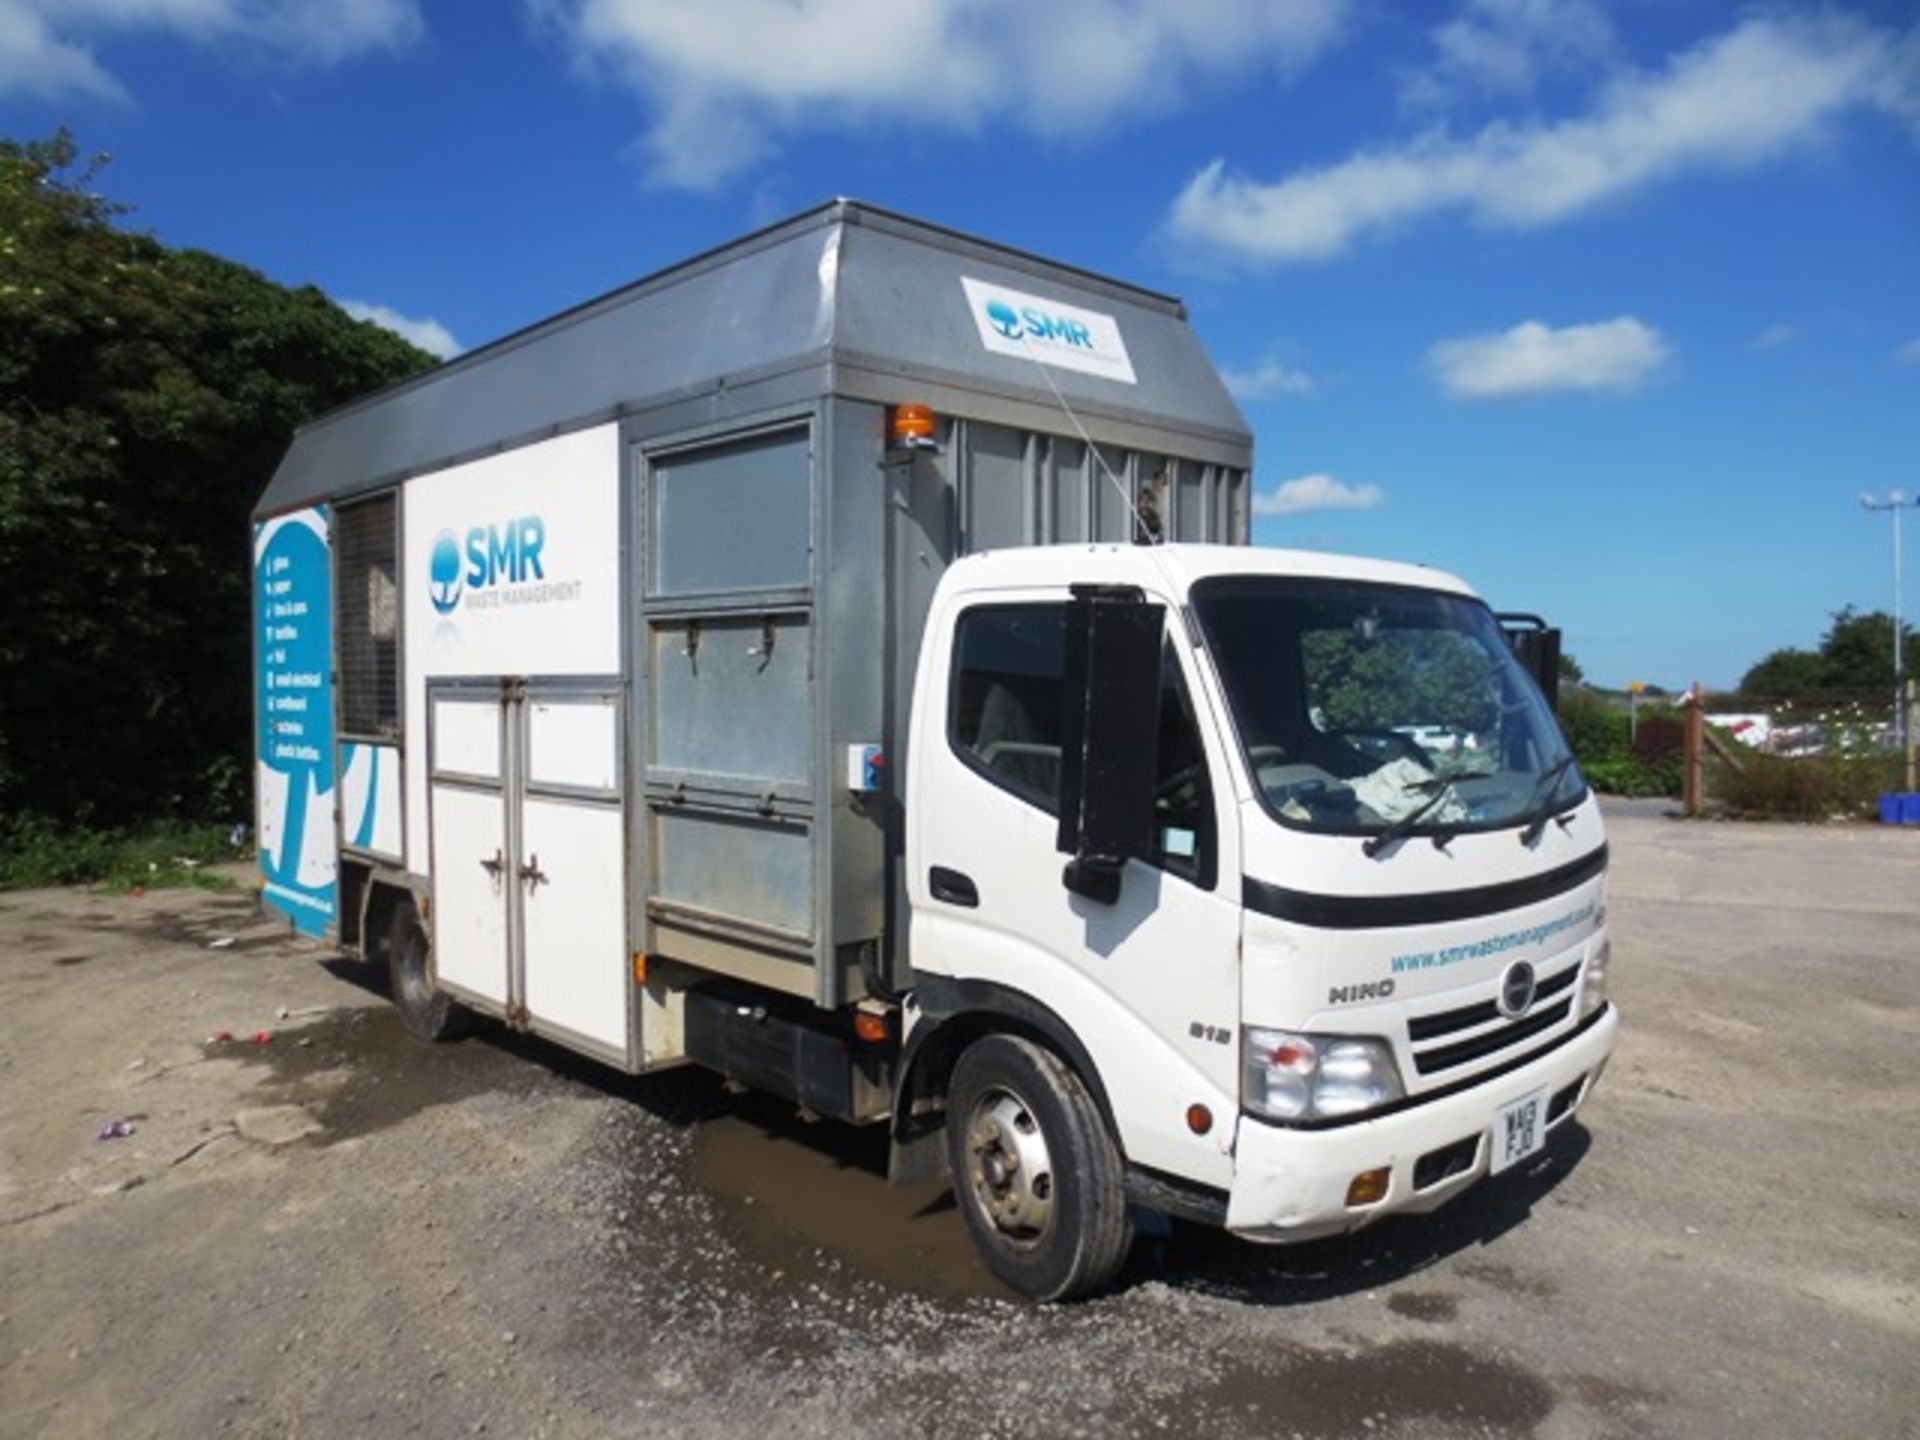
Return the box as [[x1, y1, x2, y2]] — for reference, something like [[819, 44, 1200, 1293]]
[[519, 853, 548, 890], [479, 849, 505, 881]]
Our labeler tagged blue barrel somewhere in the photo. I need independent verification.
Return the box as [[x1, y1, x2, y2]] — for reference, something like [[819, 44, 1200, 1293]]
[[1882, 793, 1903, 824], [1903, 793, 1920, 826]]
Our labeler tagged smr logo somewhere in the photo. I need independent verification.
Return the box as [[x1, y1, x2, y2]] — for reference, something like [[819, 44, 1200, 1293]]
[[979, 296, 1095, 349], [427, 516, 547, 616], [985, 300, 1023, 339], [428, 530, 463, 615]]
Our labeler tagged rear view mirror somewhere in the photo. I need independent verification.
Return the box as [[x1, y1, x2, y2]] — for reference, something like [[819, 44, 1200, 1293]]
[[1057, 586, 1164, 903], [1497, 612, 1562, 712]]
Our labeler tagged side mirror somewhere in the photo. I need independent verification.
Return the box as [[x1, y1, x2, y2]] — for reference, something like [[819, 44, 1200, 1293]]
[[1496, 612, 1562, 712], [1057, 586, 1164, 904]]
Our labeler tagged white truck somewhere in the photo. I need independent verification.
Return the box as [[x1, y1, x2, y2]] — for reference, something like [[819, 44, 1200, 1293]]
[[252, 202, 1615, 1300]]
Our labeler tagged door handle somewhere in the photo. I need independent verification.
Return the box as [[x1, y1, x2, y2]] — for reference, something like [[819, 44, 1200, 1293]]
[[519, 853, 548, 890], [479, 849, 504, 880], [929, 866, 979, 909]]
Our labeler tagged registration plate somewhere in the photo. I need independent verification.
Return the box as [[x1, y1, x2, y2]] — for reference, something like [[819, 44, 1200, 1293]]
[[1490, 1085, 1552, 1175]]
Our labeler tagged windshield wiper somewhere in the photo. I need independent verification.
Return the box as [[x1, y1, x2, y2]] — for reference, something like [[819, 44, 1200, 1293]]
[[1517, 754, 1579, 845], [1362, 778, 1461, 858]]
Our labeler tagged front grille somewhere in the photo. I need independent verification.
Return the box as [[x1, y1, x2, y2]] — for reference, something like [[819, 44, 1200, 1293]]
[[1408, 962, 1579, 1042], [1407, 960, 1582, 1077]]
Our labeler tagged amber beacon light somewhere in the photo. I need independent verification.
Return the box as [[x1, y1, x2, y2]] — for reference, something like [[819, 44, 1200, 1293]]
[[890, 402, 938, 449]]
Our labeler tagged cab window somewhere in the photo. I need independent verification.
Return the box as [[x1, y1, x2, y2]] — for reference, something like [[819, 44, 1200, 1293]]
[[948, 605, 1214, 887]]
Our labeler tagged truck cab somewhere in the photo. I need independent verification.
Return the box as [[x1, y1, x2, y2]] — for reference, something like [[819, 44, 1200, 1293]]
[[898, 543, 1615, 1299]]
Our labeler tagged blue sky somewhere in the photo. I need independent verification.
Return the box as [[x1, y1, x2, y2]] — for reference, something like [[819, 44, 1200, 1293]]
[[4, 0, 1917, 689]]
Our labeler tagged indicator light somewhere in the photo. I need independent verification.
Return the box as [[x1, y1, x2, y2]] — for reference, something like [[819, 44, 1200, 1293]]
[[1346, 1167, 1391, 1207]]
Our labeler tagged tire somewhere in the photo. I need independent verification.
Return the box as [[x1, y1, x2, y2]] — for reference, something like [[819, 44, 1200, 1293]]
[[945, 1033, 1132, 1302], [387, 899, 471, 1042]]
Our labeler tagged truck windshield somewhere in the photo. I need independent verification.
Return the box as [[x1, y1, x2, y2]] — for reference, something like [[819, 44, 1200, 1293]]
[[1191, 577, 1585, 839]]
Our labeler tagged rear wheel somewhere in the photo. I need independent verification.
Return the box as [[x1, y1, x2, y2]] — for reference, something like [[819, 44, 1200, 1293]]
[[945, 1034, 1132, 1302], [387, 899, 471, 1042]]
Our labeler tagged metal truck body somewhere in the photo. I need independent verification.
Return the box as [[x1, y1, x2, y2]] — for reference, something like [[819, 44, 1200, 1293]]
[[251, 201, 1614, 1299]]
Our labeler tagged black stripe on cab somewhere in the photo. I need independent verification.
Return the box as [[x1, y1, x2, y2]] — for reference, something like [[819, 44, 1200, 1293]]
[[1241, 844, 1607, 931]]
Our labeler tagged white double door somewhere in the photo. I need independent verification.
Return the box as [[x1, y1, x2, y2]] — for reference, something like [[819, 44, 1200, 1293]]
[[427, 678, 630, 1061]]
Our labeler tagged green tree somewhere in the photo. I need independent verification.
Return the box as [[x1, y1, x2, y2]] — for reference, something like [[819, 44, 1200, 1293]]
[[1736, 607, 1920, 696], [1817, 607, 1920, 690], [0, 130, 437, 828], [1739, 646, 1826, 697], [1558, 651, 1583, 683]]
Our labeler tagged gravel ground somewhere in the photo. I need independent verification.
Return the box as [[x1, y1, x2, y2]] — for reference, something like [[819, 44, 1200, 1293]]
[[2, 803, 1915, 1439]]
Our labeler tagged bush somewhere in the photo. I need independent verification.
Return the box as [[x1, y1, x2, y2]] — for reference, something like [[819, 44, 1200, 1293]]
[[0, 817, 242, 890], [1557, 690, 1682, 797], [1710, 754, 1902, 820]]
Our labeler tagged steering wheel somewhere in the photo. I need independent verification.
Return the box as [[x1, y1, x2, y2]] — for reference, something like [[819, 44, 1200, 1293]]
[[1155, 761, 1206, 802]]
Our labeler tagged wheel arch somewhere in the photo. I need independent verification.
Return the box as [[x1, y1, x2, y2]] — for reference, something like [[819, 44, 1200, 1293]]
[[889, 977, 1120, 1185]]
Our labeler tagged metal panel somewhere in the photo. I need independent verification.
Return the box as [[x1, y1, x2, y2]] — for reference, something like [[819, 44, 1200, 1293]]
[[649, 427, 812, 596], [1051, 437, 1087, 543], [1176, 460, 1206, 542], [258, 201, 1250, 520], [1092, 446, 1135, 542], [964, 422, 1030, 553], [653, 808, 815, 939], [649, 614, 811, 782]]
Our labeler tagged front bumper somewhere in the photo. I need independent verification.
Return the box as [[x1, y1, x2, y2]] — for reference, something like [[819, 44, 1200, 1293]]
[[1225, 1005, 1618, 1239]]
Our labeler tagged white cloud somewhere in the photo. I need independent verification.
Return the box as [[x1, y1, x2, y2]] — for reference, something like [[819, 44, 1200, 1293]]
[[1170, 14, 1914, 265], [1428, 316, 1668, 398], [1897, 337, 1920, 365], [339, 298, 461, 360], [1252, 472, 1384, 517], [1403, 0, 1617, 109], [0, 0, 422, 101], [1221, 357, 1317, 400], [1751, 323, 1799, 351], [543, 0, 1349, 190]]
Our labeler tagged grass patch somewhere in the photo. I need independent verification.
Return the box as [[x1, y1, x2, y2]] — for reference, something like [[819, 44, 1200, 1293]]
[[0, 819, 245, 891]]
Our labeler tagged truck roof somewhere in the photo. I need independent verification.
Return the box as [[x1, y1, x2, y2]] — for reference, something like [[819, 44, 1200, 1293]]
[[941, 543, 1478, 602], [256, 200, 1251, 517]]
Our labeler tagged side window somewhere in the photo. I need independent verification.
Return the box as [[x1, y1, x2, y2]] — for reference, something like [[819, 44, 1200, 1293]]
[[950, 606, 1068, 812], [949, 605, 1215, 889], [336, 493, 399, 738], [1151, 647, 1215, 887]]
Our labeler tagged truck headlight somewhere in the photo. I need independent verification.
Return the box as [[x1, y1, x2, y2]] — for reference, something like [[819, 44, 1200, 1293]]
[[1581, 938, 1610, 1019], [1242, 1028, 1404, 1122]]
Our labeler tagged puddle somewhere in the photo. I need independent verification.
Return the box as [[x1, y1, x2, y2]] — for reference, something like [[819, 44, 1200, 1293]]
[[1205, 1339, 1555, 1438], [1387, 1289, 1460, 1322], [205, 1006, 553, 1143], [689, 1096, 1010, 1301], [1457, 1259, 1560, 1300]]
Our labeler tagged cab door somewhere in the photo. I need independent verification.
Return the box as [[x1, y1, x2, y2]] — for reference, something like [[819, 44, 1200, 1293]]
[[907, 594, 1243, 1187]]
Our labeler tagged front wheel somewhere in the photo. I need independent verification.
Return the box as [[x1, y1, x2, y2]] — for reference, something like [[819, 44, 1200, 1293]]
[[945, 1034, 1132, 1302], [387, 899, 471, 1042]]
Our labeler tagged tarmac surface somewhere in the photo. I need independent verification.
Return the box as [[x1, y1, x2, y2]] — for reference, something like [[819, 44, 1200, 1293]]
[[2, 800, 1916, 1438]]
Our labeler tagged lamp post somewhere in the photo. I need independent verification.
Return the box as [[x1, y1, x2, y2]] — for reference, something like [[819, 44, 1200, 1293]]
[[1860, 490, 1920, 752]]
